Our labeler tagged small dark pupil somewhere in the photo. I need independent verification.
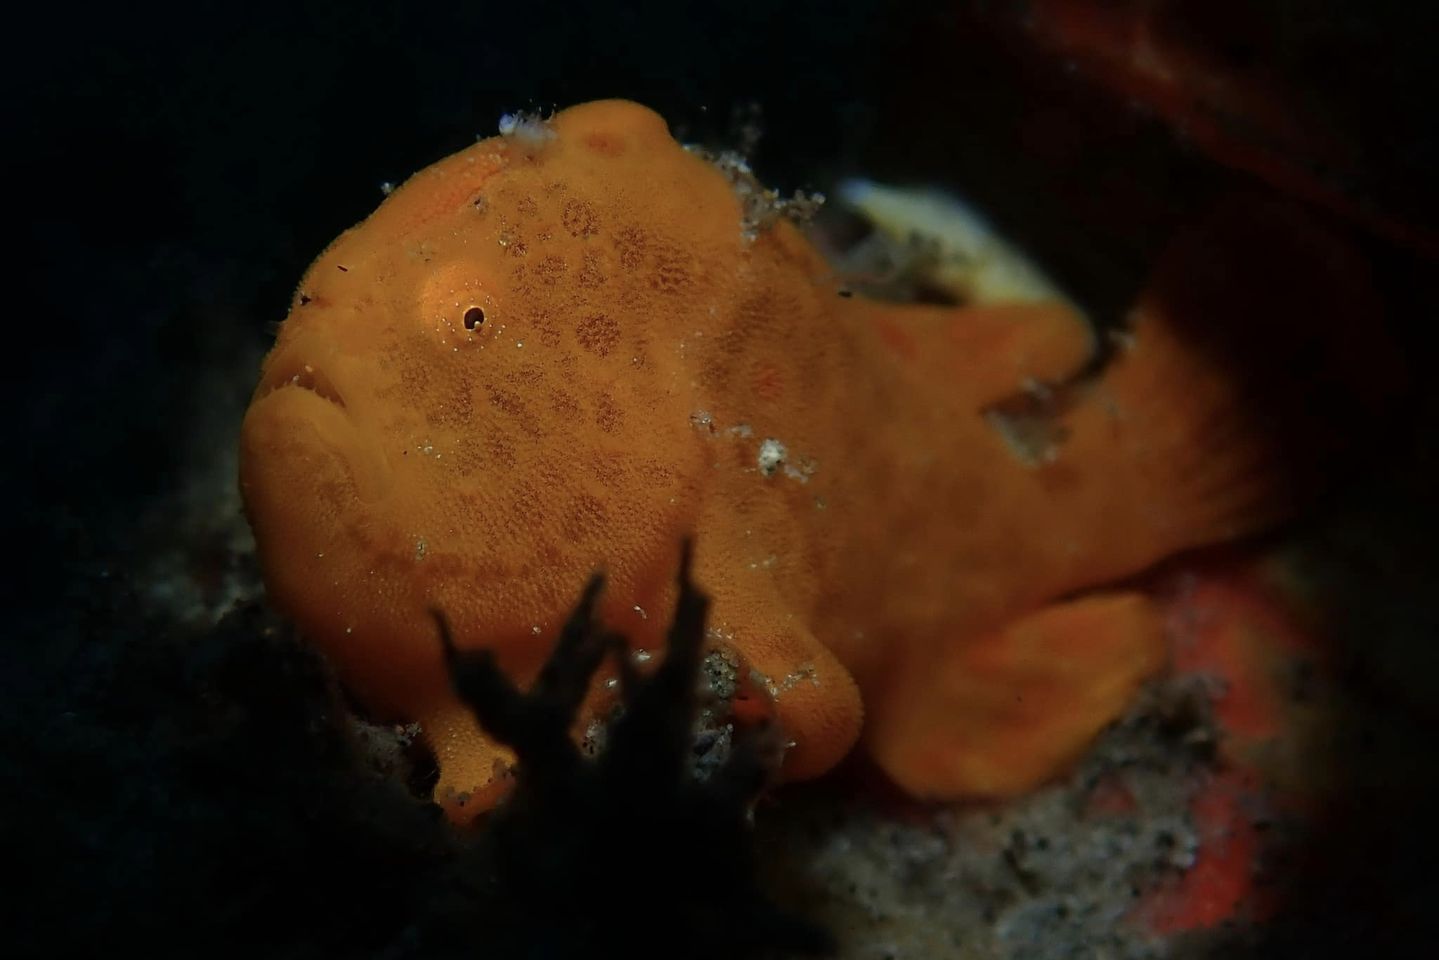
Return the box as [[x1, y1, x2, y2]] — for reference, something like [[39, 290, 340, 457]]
[[463, 306, 485, 330]]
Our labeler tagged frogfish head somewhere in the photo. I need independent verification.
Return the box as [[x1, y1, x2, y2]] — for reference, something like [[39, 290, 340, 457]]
[[239, 100, 746, 715]]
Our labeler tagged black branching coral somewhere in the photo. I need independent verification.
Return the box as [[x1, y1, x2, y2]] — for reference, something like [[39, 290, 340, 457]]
[[414, 540, 834, 960], [8, 551, 830, 958]]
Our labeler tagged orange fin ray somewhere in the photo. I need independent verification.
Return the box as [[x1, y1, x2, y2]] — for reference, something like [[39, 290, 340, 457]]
[[1029, 197, 1400, 586], [866, 592, 1167, 799]]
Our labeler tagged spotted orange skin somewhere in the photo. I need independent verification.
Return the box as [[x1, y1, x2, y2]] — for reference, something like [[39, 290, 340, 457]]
[[240, 100, 1332, 821]]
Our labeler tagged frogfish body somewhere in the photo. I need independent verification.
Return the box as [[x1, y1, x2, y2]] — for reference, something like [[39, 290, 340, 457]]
[[240, 100, 1381, 822]]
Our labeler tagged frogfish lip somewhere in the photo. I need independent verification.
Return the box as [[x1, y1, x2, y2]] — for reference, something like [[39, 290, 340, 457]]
[[255, 342, 349, 410], [242, 340, 393, 503]]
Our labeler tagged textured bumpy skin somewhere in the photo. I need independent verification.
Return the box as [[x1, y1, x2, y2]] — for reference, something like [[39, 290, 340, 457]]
[[240, 100, 1374, 822]]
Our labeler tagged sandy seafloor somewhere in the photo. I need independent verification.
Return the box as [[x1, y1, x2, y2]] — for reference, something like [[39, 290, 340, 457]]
[[8, 1, 1439, 957]]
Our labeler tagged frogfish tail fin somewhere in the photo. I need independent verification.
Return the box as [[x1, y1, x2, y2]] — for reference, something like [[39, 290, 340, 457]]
[[1046, 194, 1403, 576]]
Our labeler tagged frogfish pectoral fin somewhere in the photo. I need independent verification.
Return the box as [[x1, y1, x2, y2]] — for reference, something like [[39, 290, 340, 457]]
[[861, 298, 1097, 411], [420, 696, 517, 826], [710, 612, 864, 784], [865, 591, 1167, 799]]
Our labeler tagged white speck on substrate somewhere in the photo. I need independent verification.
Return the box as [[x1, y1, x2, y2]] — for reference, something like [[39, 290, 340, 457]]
[[415, 538, 428, 560], [380, 181, 396, 196], [783, 455, 816, 484], [771, 664, 820, 697], [531, 625, 542, 635], [748, 664, 820, 700], [633, 649, 653, 664], [633, 604, 648, 620], [497, 110, 556, 150], [728, 422, 754, 439], [757, 438, 788, 476]]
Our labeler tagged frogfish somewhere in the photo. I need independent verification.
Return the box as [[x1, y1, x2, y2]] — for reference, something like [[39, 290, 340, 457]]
[[239, 100, 1384, 822]]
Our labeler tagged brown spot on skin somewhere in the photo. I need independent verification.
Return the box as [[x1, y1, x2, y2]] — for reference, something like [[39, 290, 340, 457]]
[[532, 309, 563, 348], [615, 225, 647, 269], [486, 386, 529, 418], [500, 226, 529, 258], [561, 493, 609, 541], [505, 364, 547, 388], [535, 255, 567, 286], [534, 459, 568, 491], [562, 199, 600, 238], [595, 392, 624, 434], [636, 459, 676, 486], [507, 478, 549, 527], [649, 245, 691, 294], [549, 389, 581, 418], [575, 314, 621, 357], [516, 196, 540, 218], [399, 363, 430, 396], [583, 131, 625, 156], [577, 251, 606, 289], [486, 434, 517, 470], [588, 454, 627, 489]]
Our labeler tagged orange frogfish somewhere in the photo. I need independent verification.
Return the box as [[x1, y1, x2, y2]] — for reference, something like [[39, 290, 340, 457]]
[[239, 100, 1382, 823]]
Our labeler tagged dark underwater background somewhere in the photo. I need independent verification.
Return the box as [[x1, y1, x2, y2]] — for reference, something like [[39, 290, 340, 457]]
[[6, 1, 1439, 957]]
